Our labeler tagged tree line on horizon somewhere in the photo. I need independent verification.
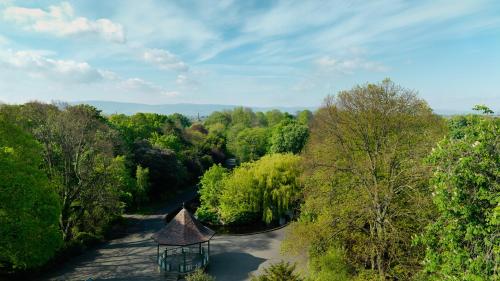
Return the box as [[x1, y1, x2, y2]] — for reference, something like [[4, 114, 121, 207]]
[[0, 79, 498, 280]]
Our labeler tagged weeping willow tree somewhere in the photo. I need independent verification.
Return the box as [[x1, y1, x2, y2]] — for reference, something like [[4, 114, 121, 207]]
[[198, 153, 302, 225]]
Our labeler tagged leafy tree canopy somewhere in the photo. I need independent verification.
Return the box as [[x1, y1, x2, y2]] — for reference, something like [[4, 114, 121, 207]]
[[0, 115, 62, 269], [418, 110, 499, 280]]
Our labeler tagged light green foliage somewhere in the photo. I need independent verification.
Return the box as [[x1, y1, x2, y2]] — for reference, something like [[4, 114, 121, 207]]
[[269, 119, 309, 154], [198, 154, 302, 225], [284, 80, 446, 280], [149, 132, 183, 152], [265, 110, 288, 127], [228, 127, 269, 162], [250, 261, 302, 281], [204, 111, 232, 129], [0, 116, 62, 269], [297, 110, 313, 125], [109, 112, 169, 147], [309, 247, 349, 281], [186, 269, 215, 281], [135, 165, 150, 208], [196, 164, 228, 223], [231, 107, 256, 127], [418, 110, 499, 280], [109, 156, 136, 210]]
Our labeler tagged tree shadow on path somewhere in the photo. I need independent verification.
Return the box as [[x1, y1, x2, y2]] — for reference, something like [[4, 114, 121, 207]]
[[208, 252, 266, 281]]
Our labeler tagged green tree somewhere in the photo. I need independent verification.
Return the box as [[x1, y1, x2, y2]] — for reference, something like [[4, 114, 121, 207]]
[[418, 109, 499, 280], [15, 103, 125, 241], [250, 261, 302, 281], [0, 116, 62, 269], [149, 132, 183, 152], [309, 247, 350, 281], [218, 154, 302, 224], [196, 164, 228, 223], [284, 80, 445, 280], [231, 107, 256, 127], [135, 165, 150, 208], [296, 110, 313, 125], [228, 127, 269, 162], [265, 110, 287, 127], [269, 120, 308, 154]]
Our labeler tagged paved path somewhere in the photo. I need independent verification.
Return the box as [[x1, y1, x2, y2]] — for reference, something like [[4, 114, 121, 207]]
[[43, 189, 290, 281]]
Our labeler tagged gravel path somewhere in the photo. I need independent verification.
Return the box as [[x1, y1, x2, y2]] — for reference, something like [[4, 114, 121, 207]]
[[43, 189, 291, 281]]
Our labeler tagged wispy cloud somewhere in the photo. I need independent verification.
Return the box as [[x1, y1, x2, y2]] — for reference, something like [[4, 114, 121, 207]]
[[0, 49, 108, 83], [3, 2, 125, 43], [316, 56, 388, 74], [143, 48, 188, 72], [0, 49, 176, 98]]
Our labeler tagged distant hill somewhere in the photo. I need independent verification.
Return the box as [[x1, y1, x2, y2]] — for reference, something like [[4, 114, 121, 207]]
[[72, 100, 317, 117]]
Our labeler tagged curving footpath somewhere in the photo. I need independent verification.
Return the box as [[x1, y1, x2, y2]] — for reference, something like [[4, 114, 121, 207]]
[[42, 190, 292, 281]]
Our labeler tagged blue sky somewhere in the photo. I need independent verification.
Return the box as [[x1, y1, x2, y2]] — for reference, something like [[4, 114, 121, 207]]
[[0, 0, 499, 112]]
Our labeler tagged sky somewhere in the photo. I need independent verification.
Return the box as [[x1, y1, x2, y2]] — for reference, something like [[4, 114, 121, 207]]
[[0, 0, 499, 112]]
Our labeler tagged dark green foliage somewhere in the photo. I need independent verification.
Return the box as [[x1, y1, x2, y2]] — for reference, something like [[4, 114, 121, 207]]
[[418, 110, 499, 280], [250, 261, 302, 281], [132, 140, 186, 199], [0, 116, 62, 269]]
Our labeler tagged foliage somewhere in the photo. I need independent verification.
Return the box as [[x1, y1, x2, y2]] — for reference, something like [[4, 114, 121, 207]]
[[308, 247, 350, 281], [227, 127, 269, 162], [417, 110, 499, 280], [269, 119, 309, 154], [250, 261, 302, 281], [195, 164, 228, 223], [135, 165, 150, 208], [297, 110, 313, 125], [186, 269, 216, 281], [133, 140, 186, 199], [0, 116, 62, 269], [198, 154, 302, 225], [149, 132, 183, 152], [2, 103, 126, 242], [284, 80, 446, 280]]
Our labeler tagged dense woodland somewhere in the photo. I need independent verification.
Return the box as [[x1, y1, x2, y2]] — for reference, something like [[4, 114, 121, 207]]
[[1, 80, 498, 280]]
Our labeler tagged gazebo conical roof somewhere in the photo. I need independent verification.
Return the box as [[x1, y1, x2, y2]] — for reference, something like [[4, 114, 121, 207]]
[[152, 207, 215, 246]]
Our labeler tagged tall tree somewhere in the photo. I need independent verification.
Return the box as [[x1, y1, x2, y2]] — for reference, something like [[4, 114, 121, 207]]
[[17, 103, 124, 241], [418, 108, 499, 280], [0, 115, 62, 269], [285, 80, 445, 279]]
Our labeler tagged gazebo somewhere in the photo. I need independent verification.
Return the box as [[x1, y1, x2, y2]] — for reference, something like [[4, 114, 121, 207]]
[[152, 206, 215, 276]]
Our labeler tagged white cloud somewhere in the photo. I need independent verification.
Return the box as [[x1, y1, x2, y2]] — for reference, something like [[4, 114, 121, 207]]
[[143, 48, 188, 72], [3, 2, 125, 43], [0, 49, 107, 83], [0, 49, 178, 99], [315, 56, 388, 74]]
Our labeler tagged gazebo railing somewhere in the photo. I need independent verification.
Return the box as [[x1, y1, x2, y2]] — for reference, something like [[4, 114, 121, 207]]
[[158, 244, 209, 274]]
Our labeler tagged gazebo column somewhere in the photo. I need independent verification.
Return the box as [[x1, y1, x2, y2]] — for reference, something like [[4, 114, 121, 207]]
[[199, 242, 202, 254], [183, 248, 186, 272], [156, 244, 159, 262]]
